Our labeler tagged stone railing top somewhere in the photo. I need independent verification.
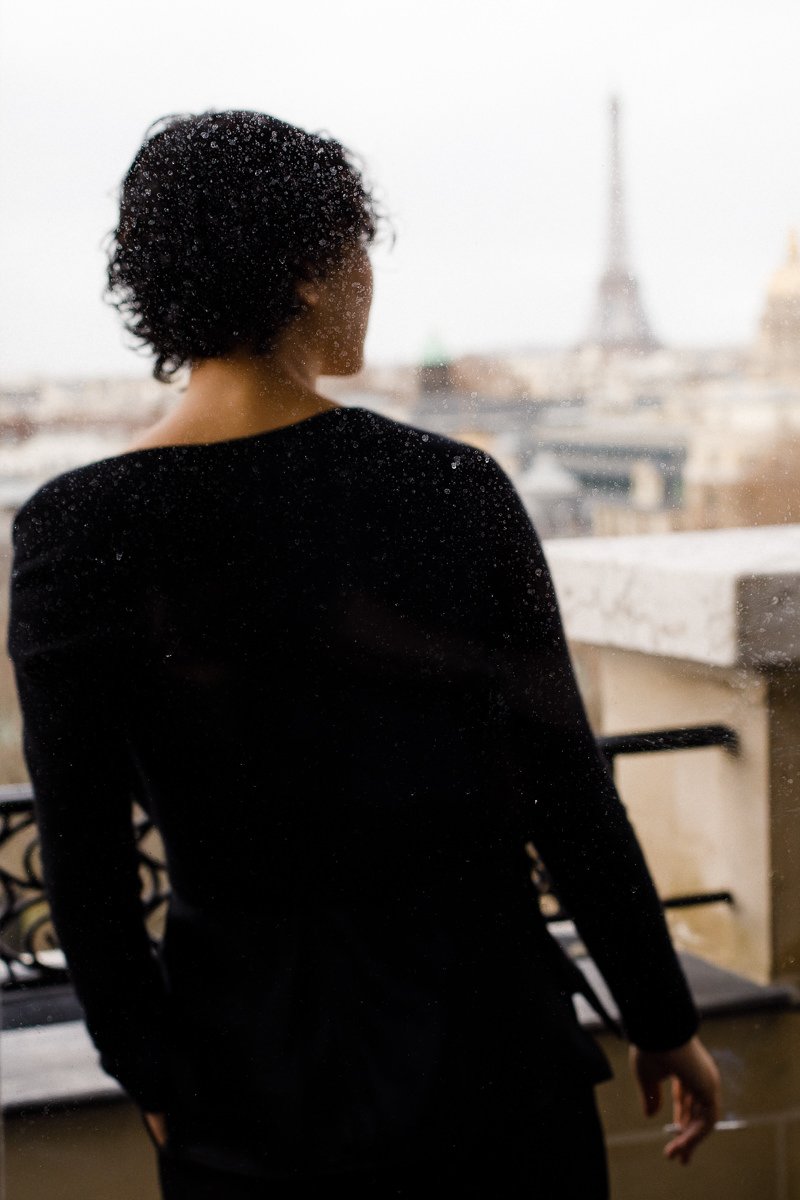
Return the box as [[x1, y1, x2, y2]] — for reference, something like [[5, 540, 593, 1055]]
[[544, 525, 800, 668]]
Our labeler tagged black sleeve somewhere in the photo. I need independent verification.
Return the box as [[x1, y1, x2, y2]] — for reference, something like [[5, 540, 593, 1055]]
[[480, 455, 699, 1052], [6, 480, 172, 1111]]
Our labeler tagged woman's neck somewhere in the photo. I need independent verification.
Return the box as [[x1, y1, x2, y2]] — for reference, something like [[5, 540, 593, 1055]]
[[127, 342, 340, 451]]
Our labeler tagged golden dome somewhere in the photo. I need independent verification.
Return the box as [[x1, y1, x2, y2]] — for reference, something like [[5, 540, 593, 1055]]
[[766, 230, 800, 300]]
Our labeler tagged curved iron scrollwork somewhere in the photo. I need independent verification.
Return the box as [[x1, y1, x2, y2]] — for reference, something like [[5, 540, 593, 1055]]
[[0, 796, 54, 984], [0, 789, 169, 989], [525, 839, 567, 921]]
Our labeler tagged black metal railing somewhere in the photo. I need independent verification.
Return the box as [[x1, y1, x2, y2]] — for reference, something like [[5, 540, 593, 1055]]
[[0, 723, 738, 987], [597, 724, 739, 762], [0, 787, 169, 989], [599, 724, 737, 913], [526, 724, 739, 922]]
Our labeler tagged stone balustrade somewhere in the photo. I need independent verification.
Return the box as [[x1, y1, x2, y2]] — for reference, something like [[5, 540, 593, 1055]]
[[545, 524, 800, 987]]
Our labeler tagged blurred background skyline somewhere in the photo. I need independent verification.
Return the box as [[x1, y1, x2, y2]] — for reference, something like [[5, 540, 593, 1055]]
[[2, 0, 800, 377]]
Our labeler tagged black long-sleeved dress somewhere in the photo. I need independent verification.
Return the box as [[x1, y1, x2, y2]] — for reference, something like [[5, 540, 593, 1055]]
[[7, 404, 698, 1180]]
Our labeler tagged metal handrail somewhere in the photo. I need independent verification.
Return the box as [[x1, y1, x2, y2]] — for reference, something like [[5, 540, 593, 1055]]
[[600, 724, 737, 913], [529, 723, 740, 923], [597, 724, 739, 762]]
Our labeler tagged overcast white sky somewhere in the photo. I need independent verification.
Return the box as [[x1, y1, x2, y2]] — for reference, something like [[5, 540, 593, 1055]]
[[2, 0, 799, 379]]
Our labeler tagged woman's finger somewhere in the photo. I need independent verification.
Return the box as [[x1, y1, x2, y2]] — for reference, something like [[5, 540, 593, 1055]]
[[664, 1102, 715, 1164], [674, 1078, 692, 1131]]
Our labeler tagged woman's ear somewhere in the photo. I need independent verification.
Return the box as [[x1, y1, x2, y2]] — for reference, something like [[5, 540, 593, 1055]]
[[295, 267, 322, 309], [295, 280, 320, 308]]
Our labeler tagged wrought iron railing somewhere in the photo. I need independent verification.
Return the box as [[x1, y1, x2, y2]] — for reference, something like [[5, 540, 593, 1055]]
[[597, 724, 737, 913], [527, 724, 739, 921], [0, 724, 738, 988], [0, 787, 169, 989]]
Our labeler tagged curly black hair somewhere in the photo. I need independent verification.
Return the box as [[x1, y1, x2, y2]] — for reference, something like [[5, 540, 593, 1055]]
[[106, 110, 385, 382]]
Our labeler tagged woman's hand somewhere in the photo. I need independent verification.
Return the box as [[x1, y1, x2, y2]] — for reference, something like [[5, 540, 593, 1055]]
[[143, 1111, 169, 1151], [630, 1035, 721, 1164]]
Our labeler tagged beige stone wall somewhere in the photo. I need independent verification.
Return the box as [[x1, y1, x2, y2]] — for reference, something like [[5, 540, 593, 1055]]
[[8, 1008, 800, 1200], [6, 1101, 161, 1200], [575, 644, 775, 984], [767, 669, 800, 984]]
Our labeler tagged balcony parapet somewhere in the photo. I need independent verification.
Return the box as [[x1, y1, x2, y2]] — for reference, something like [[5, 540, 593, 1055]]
[[545, 524, 800, 668], [544, 523, 800, 989]]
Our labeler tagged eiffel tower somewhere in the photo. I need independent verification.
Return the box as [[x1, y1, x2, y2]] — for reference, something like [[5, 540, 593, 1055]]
[[586, 97, 659, 353]]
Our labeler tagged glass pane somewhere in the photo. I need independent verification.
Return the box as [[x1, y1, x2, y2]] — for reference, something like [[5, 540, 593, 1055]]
[[2, 4, 799, 1198]]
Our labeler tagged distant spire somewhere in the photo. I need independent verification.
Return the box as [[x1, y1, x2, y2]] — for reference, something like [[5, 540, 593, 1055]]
[[607, 96, 629, 272], [585, 96, 658, 353]]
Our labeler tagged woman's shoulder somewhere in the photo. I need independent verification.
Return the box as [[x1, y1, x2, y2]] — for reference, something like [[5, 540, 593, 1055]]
[[356, 406, 476, 454], [354, 407, 507, 482], [11, 452, 152, 555]]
